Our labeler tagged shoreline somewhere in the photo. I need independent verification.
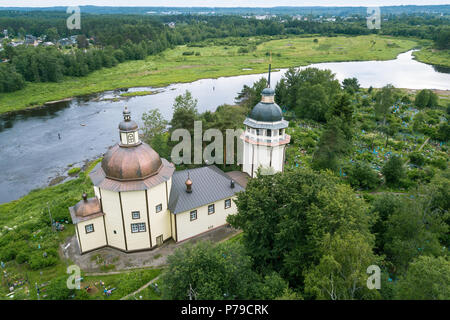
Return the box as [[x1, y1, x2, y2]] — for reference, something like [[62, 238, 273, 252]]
[[0, 35, 419, 116]]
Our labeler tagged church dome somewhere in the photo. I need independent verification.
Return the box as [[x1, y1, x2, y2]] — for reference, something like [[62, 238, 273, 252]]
[[249, 101, 283, 122], [101, 143, 163, 181], [119, 119, 138, 131], [248, 85, 283, 122]]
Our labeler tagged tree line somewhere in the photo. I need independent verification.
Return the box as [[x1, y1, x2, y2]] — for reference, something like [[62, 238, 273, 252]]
[[1, 11, 448, 93]]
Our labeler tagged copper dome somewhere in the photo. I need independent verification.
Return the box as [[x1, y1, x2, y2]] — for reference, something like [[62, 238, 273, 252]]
[[101, 143, 163, 181], [73, 196, 102, 217]]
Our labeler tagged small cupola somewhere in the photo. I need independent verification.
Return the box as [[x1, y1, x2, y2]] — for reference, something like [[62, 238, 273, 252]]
[[185, 172, 192, 193], [119, 106, 140, 146]]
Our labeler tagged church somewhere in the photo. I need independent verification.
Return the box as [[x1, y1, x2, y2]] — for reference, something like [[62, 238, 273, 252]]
[[69, 82, 290, 254]]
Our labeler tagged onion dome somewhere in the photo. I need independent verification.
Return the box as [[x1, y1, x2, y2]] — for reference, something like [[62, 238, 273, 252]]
[[73, 193, 102, 217], [100, 107, 163, 181], [101, 143, 162, 181], [185, 172, 192, 193], [249, 87, 283, 122]]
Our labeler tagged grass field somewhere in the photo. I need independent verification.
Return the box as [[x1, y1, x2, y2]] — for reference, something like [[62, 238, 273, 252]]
[[413, 47, 450, 68], [0, 35, 418, 115]]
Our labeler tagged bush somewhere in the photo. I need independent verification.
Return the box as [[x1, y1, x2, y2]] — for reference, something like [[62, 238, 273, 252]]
[[237, 47, 249, 54], [29, 251, 58, 270], [409, 152, 425, 167], [182, 51, 194, 56], [346, 161, 380, 190], [382, 155, 406, 187]]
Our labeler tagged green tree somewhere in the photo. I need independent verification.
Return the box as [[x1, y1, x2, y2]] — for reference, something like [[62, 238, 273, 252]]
[[395, 256, 450, 300], [141, 108, 168, 144], [346, 161, 380, 190], [342, 77, 360, 94], [381, 155, 405, 187], [374, 84, 396, 129], [304, 232, 381, 300], [415, 89, 439, 109], [228, 168, 374, 289], [383, 197, 447, 274], [312, 117, 348, 171], [160, 241, 287, 300], [170, 90, 199, 134], [46, 27, 59, 42], [235, 77, 267, 110]]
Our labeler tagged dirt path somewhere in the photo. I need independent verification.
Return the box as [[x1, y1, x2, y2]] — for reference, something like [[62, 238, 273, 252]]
[[120, 275, 162, 300], [84, 266, 163, 277], [418, 137, 430, 152]]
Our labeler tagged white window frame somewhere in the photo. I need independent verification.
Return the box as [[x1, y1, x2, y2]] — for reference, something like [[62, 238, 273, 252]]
[[225, 199, 231, 209], [85, 224, 94, 234], [131, 222, 146, 233], [132, 211, 140, 219], [190, 210, 197, 221]]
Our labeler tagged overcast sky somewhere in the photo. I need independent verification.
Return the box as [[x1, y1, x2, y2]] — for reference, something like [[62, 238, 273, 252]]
[[0, 1, 449, 8]]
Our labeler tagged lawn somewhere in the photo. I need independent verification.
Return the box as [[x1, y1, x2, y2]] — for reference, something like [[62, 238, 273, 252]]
[[0, 35, 418, 115], [80, 268, 162, 300], [0, 159, 101, 300]]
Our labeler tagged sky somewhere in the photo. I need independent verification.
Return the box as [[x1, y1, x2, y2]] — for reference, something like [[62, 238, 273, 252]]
[[0, 1, 449, 8]]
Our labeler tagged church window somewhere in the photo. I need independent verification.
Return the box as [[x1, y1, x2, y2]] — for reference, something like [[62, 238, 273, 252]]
[[85, 224, 94, 234], [279, 129, 283, 136], [208, 204, 215, 215], [225, 199, 231, 209], [131, 223, 146, 233], [190, 210, 197, 221], [267, 129, 272, 136], [156, 204, 162, 213], [132, 211, 140, 219]]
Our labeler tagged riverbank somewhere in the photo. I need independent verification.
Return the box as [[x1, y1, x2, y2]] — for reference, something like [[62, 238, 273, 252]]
[[0, 35, 418, 115], [413, 46, 450, 69]]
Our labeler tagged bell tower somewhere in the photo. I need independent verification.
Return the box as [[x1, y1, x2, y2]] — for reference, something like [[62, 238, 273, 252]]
[[119, 106, 140, 146], [241, 65, 290, 177]]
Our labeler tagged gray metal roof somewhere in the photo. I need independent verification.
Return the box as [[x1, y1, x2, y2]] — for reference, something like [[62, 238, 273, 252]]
[[244, 117, 289, 129], [249, 101, 283, 122], [168, 166, 245, 214]]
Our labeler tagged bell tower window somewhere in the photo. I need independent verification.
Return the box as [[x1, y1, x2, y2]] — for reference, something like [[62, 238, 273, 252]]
[[127, 133, 135, 144]]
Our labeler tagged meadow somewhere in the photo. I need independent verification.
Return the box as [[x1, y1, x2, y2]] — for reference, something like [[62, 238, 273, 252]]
[[413, 46, 450, 68], [0, 35, 418, 115]]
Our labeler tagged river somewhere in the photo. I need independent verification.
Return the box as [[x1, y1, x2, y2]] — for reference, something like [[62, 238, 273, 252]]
[[0, 50, 449, 203]]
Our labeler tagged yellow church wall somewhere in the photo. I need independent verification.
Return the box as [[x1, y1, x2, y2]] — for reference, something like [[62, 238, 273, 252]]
[[77, 216, 107, 253], [147, 180, 172, 246], [175, 196, 237, 242], [101, 189, 126, 251], [121, 190, 151, 251], [94, 186, 101, 200]]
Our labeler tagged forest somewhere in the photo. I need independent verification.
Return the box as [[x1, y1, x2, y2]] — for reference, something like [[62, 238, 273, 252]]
[[0, 11, 448, 93]]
